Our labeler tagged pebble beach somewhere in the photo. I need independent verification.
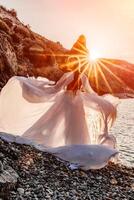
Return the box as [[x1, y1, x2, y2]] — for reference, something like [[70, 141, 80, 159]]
[[0, 137, 134, 200]]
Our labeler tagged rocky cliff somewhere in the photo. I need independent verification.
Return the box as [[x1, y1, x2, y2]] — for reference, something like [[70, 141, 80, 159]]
[[0, 6, 68, 89], [0, 5, 134, 96]]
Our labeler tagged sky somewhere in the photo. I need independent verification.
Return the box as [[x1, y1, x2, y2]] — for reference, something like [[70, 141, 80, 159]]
[[1, 0, 134, 62]]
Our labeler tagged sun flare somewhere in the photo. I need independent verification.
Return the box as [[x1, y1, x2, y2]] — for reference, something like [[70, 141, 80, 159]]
[[89, 49, 101, 61], [62, 35, 133, 95]]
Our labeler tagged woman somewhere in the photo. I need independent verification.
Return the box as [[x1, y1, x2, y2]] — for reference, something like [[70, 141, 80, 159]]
[[0, 64, 119, 148]]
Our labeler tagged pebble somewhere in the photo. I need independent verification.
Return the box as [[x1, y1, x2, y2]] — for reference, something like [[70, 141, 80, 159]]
[[17, 188, 25, 195], [110, 178, 118, 185]]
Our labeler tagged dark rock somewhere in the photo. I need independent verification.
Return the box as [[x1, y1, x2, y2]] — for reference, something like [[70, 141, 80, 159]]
[[0, 160, 19, 199]]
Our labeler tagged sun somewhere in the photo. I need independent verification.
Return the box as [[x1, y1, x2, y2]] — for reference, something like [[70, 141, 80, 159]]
[[89, 49, 101, 61]]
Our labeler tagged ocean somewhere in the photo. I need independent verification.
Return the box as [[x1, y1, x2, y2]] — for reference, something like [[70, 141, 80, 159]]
[[111, 99, 134, 167]]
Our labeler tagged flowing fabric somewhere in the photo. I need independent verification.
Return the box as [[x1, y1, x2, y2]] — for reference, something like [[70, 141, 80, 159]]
[[46, 144, 119, 170], [0, 72, 120, 169], [0, 132, 119, 170], [0, 72, 119, 148]]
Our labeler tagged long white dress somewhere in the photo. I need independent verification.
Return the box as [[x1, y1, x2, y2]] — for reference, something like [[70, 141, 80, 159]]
[[0, 72, 121, 169], [0, 72, 119, 148]]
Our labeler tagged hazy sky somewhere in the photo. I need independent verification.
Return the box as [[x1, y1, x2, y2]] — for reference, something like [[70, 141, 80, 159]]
[[1, 0, 134, 62]]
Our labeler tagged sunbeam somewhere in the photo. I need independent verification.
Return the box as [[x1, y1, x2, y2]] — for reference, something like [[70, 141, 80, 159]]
[[94, 63, 99, 92], [101, 59, 134, 74], [95, 62, 113, 94], [97, 60, 132, 90], [42, 35, 134, 96]]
